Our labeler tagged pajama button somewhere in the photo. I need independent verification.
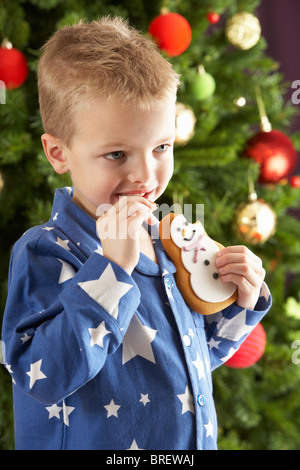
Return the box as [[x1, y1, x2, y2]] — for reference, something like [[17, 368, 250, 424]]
[[197, 394, 205, 407], [183, 335, 191, 346], [165, 277, 173, 289]]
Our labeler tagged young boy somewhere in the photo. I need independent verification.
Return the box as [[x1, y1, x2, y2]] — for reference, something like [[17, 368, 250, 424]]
[[2, 17, 271, 450]]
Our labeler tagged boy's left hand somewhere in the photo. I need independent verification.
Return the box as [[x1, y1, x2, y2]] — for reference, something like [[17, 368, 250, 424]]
[[215, 245, 266, 311]]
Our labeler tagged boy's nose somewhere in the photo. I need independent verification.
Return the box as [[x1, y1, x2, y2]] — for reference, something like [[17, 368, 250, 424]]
[[127, 154, 155, 184]]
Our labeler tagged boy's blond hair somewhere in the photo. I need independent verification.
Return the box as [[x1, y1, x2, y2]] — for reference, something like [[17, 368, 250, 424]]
[[38, 16, 180, 147]]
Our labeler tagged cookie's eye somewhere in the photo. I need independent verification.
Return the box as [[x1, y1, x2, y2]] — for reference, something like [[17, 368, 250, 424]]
[[213, 272, 219, 280], [176, 227, 181, 232], [204, 260, 210, 266], [184, 221, 189, 226]]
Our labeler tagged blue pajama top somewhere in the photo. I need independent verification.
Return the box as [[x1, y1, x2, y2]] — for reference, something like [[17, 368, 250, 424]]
[[2, 187, 271, 450]]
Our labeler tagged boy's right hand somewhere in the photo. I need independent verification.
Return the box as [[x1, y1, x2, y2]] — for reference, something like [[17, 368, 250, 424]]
[[96, 196, 156, 274]]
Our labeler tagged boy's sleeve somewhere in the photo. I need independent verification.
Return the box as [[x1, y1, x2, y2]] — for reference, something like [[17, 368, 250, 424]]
[[204, 282, 271, 371], [2, 230, 140, 405]]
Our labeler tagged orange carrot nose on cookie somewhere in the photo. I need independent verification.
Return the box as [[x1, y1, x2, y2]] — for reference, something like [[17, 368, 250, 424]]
[[182, 229, 186, 238]]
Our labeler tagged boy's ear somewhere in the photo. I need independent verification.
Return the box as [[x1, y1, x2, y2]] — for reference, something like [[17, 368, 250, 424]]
[[41, 133, 69, 175]]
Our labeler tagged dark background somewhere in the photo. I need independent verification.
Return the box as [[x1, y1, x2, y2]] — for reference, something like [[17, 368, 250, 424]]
[[258, 0, 300, 172]]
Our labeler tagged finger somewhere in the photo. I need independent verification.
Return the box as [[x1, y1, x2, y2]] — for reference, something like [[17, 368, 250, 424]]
[[128, 212, 150, 239], [220, 273, 256, 296], [218, 263, 263, 287], [127, 202, 153, 218], [147, 213, 157, 226], [120, 195, 156, 211], [216, 254, 263, 274], [217, 245, 262, 266], [216, 251, 263, 272]]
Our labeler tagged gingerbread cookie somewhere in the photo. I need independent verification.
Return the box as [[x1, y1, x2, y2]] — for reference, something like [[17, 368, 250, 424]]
[[159, 213, 238, 315]]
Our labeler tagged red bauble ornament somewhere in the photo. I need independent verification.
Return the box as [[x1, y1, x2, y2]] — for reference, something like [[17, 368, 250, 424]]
[[290, 175, 300, 188], [148, 12, 192, 57], [225, 323, 266, 369], [0, 46, 28, 89], [206, 12, 220, 24], [244, 129, 297, 184]]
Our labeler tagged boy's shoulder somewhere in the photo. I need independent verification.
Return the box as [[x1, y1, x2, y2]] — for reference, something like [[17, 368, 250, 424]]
[[11, 220, 61, 260], [12, 187, 75, 257]]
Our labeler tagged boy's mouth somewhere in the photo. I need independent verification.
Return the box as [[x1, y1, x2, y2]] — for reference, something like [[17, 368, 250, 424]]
[[118, 189, 155, 200]]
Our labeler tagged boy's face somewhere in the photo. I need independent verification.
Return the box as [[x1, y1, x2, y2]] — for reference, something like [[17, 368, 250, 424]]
[[48, 95, 176, 218]]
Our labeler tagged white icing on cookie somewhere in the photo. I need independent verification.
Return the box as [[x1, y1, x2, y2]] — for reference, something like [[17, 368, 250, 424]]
[[170, 215, 236, 303]]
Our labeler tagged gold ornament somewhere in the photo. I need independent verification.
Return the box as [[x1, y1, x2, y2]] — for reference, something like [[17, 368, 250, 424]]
[[234, 191, 277, 245], [226, 12, 261, 50], [0, 171, 4, 195], [175, 102, 196, 145]]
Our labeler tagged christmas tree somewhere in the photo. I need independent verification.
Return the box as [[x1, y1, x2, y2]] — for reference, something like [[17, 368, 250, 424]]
[[1, 0, 300, 450]]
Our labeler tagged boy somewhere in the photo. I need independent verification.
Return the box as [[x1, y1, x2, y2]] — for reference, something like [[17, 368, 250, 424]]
[[2, 17, 271, 450]]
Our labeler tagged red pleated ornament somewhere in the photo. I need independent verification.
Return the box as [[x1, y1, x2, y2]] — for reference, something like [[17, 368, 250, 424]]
[[225, 323, 266, 368], [244, 129, 297, 184], [0, 45, 28, 89], [148, 12, 192, 57]]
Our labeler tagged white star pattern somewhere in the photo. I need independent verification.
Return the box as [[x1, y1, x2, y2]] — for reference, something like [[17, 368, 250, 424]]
[[188, 328, 194, 338], [26, 359, 47, 389], [94, 244, 103, 255], [5, 364, 13, 374], [20, 333, 31, 344], [207, 337, 221, 350], [78, 263, 132, 319], [88, 321, 111, 348], [177, 385, 195, 415], [166, 284, 174, 302], [45, 401, 74, 426], [139, 393, 150, 406], [62, 400, 75, 426], [122, 314, 157, 365], [57, 259, 76, 284], [260, 282, 271, 303], [204, 419, 214, 438], [56, 237, 70, 251], [127, 439, 144, 450], [46, 403, 62, 420], [192, 353, 205, 380], [104, 399, 121, 418], [216, 309, 253, 342], [220, 347, 237, 363]]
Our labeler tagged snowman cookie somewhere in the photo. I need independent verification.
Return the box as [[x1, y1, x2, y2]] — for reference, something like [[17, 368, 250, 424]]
[[159, 213, 238, 315]]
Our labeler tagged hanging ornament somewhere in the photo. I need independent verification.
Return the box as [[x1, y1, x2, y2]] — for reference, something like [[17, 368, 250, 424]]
[[190, 65, 216, 101], [206, 12, 220, 24], [225, 12, 261, 50], [234, 196, 277, 244], [148, 11, 192, 57], [233, 172, 277, 245], [0, 171, 4, 195], [175, 102, 196, 145], [245, 130, 298, 184], [0, 38, 28, 89], [225, 323, 266, 368], [244, 87, 297, 184], [290, 175, 300, 188]]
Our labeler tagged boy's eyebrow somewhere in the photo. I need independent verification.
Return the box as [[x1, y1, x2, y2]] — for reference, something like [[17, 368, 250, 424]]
[[155, 135, 176, 143], [92, 135, 176, 151]]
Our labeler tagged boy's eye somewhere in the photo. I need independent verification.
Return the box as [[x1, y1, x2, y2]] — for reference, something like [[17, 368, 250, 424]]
[[154, 144, 170, 153], [104, 151, 124, 160]]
